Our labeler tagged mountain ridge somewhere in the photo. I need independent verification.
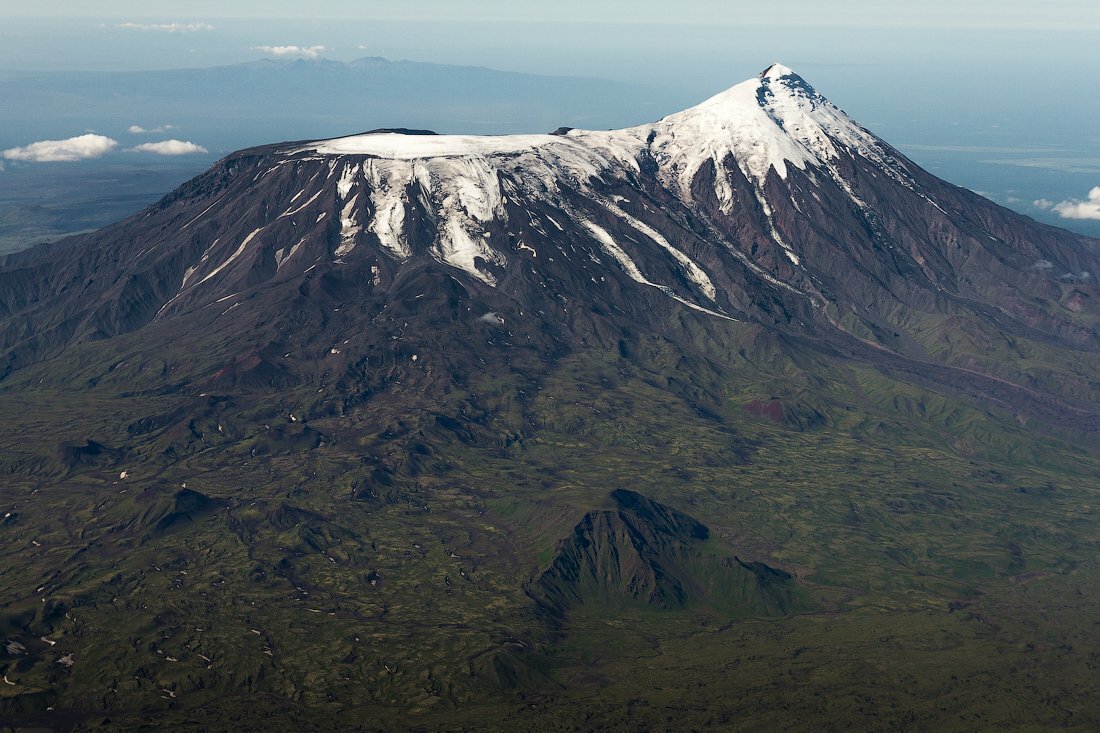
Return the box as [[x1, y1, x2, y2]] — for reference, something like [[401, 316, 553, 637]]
[[1, 65, 1095, 428]]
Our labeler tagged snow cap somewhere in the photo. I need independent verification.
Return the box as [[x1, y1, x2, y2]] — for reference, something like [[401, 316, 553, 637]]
[[761, 63, 796, 80]]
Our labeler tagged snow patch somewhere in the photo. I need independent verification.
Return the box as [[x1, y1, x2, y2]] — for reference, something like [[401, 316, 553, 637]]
[[199, 228, 262, 285], [582, 221, 649, 284], [335, 195, 361, 257], [336, 162, 359, 199], [411, 157, 508, 283], [180, 196, 226, 231], [276, 238, 305, 270], [279, 189, 322, 219], [582, 222, 733, 321], [603, 201, 716, 300], [307, 132, 561, 159], [363, 160, 413, 258], [754, 192, 801, 266]]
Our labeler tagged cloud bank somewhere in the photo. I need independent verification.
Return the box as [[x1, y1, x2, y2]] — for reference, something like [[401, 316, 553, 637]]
[[129, 124, 178, 134], [252, 45, 329, 59], [129, 140, 209, 156], [1054, 187, 1100, 220], [1036, 187, 1100, 221], [3, 134, 118, 162], [117, 23, 214, 33]]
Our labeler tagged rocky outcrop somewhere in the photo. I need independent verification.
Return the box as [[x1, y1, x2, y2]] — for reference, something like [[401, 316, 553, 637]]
[[532, 490, 806, 617]]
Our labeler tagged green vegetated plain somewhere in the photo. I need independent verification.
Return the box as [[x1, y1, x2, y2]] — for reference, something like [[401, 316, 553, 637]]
[[1, 306, 1098, 733]]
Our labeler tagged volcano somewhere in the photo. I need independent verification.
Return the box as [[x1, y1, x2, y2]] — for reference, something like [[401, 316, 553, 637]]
[[0, 65, 1098, 731]]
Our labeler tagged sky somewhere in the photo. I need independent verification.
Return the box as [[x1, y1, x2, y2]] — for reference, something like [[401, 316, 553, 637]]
[[5, 0, 1100, 29]]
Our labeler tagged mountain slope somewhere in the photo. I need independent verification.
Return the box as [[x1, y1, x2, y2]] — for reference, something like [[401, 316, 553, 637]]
[[1, 64, 1095, 426], [1, 65, 1099, 731]]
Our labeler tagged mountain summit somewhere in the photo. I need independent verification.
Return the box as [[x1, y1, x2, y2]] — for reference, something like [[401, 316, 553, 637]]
[[266, 62, 905, 289], [0, 67, 1098, 730]]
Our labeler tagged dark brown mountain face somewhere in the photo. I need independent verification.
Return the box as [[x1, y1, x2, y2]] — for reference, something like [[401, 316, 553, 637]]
[[1, 66, 1098, 731], [0, 65, 1095, 429]]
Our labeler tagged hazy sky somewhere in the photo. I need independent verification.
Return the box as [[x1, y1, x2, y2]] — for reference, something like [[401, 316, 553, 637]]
[[4, 1, 1100, 29]]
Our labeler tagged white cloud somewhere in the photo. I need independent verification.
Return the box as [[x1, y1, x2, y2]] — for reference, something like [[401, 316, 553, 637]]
[[128, 124, 177, 134], [117, 22, 214, 33], [1051, 186, 1100, 221], [3, 134, 118, 162], [252, 45, 329, 59], [128, 140, 209, 156], [1033, 198, 1054, 209]]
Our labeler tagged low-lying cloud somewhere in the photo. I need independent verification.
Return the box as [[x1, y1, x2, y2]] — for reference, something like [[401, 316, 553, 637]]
[[2, 134, 118, 162], [252, 45, 329, 59], [129, 140, 209, 156], [129, 124, 177, 134], [117, 22, 214, 32], [1036, 187, 1100, 221]]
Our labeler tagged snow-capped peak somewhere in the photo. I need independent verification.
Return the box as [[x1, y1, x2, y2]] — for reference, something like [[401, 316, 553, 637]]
[[760, 62, 796, 80], [281, 66, 910, 287], [645, 62, 908, 210], [295, 65, 880, 181]]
